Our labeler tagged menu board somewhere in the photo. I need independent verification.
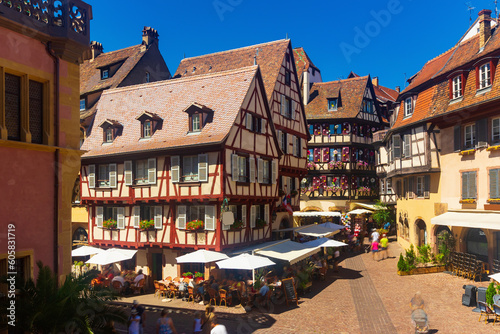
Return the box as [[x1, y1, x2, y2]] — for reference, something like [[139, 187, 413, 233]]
[[282, 278, 298, 306]]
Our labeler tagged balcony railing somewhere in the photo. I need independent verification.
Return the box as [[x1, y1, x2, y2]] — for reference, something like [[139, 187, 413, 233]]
[[373, 130, 388, 143], [0, 0, 91, 45]]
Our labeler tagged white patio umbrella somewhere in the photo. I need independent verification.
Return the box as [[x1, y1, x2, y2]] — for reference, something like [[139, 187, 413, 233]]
[[86, 248, 137, 266], [347, 208, 373, 215], [71, 245, 105, 257], [216, 253, 276, 270], [489, 272, 500, 283], [176, 249, 229, 264], [303, 238, 348, 248]]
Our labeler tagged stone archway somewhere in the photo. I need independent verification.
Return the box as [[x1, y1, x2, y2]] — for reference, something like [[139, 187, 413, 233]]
[[72, 227, 88, 244], [415, 219, 427, 246], [434, 225, 451, 253], [278, 217, 291, 240]]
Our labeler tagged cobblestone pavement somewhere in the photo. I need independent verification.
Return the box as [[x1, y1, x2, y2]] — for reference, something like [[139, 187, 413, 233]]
[[114, 240, 500, 333]]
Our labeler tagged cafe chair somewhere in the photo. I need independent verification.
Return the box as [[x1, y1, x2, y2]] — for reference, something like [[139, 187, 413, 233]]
[[158, 282, 168, 299], [167, 283, 178, 299], [112, 280, 123, 294], [207, 288, 218, 306], [132, 279, 145, 294], [493, 303, 500, 324], [219, 289, 228, 307], [187, 286, 195, 303], [154, 280, 161, 297], [319, 266, 327, 281], [164, 276, 172, 282], [478, 301, 494, 323]]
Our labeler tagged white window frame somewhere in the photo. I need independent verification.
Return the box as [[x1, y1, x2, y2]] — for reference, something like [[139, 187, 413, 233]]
[[192, 113, 201, 132], [492, 118, 500, 143], [479, 63, 491, 89], [328, 98, 338, 111], [404, 97, 413, 117], [143, 120, 152, 138], [135, 160, 149, 185], [490, 168, 500, 199], [238, 156, 247, 182], [98, 164, 110, 187], [183, 155, 199, 181], [263, 159, 270, 184], [403, 134, 411, 158], [464, 124, 476, 148], [452, 75, 462, 99], [105, 127, 113, 143]]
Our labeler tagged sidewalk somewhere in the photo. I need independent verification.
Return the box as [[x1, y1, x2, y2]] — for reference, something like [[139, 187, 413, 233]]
[[115, 240, 500, 333]]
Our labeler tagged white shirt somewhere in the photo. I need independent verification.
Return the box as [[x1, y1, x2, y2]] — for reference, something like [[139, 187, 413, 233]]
[[211, 324, 228, 334], [134, 274, 145, 285], [334, 250, 340, 258], [112, 276, 125, 285], [371, 231, 380, 242]]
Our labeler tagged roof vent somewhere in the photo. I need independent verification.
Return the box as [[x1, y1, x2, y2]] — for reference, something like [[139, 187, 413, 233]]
[[209, 65, 212, 71], [192, 66, 196, 73]]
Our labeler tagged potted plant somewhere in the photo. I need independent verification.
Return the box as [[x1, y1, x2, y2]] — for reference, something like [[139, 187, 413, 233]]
[[103, 218, 117, 229], [194, 272, 204, 279], [255, 218, 267, 228], [230, 220, 244, 230], [182, 272, 194, 279], [186, 220, 204, 231], [139, 219, 155, 230]]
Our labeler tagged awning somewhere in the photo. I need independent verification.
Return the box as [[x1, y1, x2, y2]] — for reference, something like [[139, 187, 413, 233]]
[[292, 211, 341, 217], [216, 254, 275, 270], [303, 238, 348, 248], [72, 245, 105, 257], [176, 249, 229, 263], [297, 224, 341, 237], [255, 240, 320, 264], [347, 209, 373, 215], [231, 240, 288, 255], [353, 203, 378, 211], [86, 248, 137, 266], [431, 211, 500, 230]]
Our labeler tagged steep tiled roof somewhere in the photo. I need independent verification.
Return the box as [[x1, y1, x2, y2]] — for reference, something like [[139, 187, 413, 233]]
[[305, 76, 368, 119], [293, 47, 320, 81], [80, 44, 147, 95], [81, 66, 259, 158], [373, 85, 398, 103], [174, 40, 289, 102]]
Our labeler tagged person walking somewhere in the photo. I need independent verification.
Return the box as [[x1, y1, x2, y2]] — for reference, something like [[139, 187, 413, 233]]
[[371, 238, 379, 261], [128, 309, 140, 334], [210, 316, 228, 334], [132, 300, 146, 334], [193, 311, 203, 334], [379, 234, 389, 259], [156, 308, 177, 334], [201, 305, 215, 334]]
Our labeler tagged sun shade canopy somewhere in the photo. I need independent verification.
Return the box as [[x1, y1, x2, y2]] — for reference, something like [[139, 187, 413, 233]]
[[86, 248, 137, 265], [431, 211, 500, 230], [216, 253, 276, 270], [176, 249, 229, 263], [254, 240, 320, 264], [71, 246, 105, 257], [302, 238, 348, 248], [292, 211, 341, 217]]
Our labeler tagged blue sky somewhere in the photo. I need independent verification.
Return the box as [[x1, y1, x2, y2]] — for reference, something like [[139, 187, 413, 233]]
[[86, 0, 497, 91]]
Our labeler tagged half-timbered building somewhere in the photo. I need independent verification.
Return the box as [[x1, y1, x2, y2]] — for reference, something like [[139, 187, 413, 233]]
[[174, 39, 309, 232], [80, 66, 281, 281], [301, 75, 389, 213]]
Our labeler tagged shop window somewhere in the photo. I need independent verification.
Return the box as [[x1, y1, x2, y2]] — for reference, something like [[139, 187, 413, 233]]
[[467, 229, 488, 263], [5, 73, 21, 141]]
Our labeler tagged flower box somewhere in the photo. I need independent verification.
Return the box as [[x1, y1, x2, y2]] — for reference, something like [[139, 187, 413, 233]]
[[139, 219, 154, 230], [459, 149, 476, 156], [103, 219, 117, 229], [487, 198, 500, 203], [487, 145, 500, 151], [254, 219, 267, 229], [397, 265, 446, 276], [186, 220, 204, 231], [459, 199, 476, 204], [229, 220, 244, 230]]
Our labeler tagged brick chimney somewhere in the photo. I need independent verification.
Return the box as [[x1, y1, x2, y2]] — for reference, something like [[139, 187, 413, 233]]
[[372, 77, 379, 86], [479, 9, 492, 49], [90, 41, 103, 60], [395, 86, 400, 93], [142, 26, 159, 47]]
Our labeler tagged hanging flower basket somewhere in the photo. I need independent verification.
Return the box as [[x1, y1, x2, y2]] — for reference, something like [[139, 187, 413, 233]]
[[103, 219, 117, 229], [186, 220, 204, 231]]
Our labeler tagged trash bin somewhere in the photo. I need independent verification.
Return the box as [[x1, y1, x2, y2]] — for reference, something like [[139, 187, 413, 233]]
[[462, 285, 477, 307]]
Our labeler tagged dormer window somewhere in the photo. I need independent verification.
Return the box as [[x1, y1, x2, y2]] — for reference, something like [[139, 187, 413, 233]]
[[452, 75, 463, 99], [479, 63, 491, 89], [362, 99, 374, 113], [99, 119, 122, 143], [183, 102, 213, 133], [328, 98, 338, 111], [136, 112, 162, 139], [404, 97, 413, 117], [101, 68, 109, 80], [80, 98, 86, 111]]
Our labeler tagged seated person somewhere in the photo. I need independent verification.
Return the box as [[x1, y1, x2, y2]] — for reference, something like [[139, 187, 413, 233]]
[[133, 269, 145, 286], [255, 283, 269, 305], [111, 275, 125, 286]]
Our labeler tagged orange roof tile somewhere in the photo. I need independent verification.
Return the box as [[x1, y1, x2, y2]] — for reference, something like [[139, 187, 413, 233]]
[[305, 76, 369, 119], [81, 66, 259, 158], [293, 47, 320, 82], [174, 40, 289, 102]]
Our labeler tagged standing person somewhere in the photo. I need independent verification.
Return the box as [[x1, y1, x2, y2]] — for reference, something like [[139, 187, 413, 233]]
[[379, 234, 389, 259], [193, 311, 203, 334], [201, 305, 215, 334], [156, 308, 177, 334], [132, 300, 146, 334], [371, 238, 379, 261], [370, 228, 380, 243], [128, 309, 140, 334], [333, 248, 341, 272], [210, 316, 228, 334]]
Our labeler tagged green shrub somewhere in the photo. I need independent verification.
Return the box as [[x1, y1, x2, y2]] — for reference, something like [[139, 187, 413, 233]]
[[417, 244, 432, 264], [405, 244, 417, 270], [487, 282, 497, 306], [437, 231, 456, 266], [397, 254, 408, 272]]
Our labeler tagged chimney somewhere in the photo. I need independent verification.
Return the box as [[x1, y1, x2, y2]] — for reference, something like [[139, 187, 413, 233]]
[[90, 41, 103, 60], [372, 77, 379, 86], [142, 26, 159, 47], [303, 71, 310, 106], [395, 86, 400, 93], [479, 9, 492, 49]]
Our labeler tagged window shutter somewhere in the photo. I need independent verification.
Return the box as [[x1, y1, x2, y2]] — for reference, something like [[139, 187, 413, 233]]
[[257, 158, 264, 183], [89, 164, 95, 189], [291, 101, 295, 120], [205, 205, 215, 230], [147, 158, 156, 184], [117, 207, 125, 229], [261, 119, 266, 134], [133, 206, 140, 228], [248, 157, 255, 183], [242, 205, 247, 227], [393, 136, 401, 158], [476, 118, 488, 143], [109, 163, 117, 188], [177, 205, 186, 229], [408, 176, 415, 198], [490, 169, 499, 199], [276, 130, 282, 150], [250, 205, 256, 228], [291, 136, 296, 157], [198, 154, 208, 182], [404, 134, 411, 157], [171, 156, 180, 183], [232, 154, 239, 181], [309, 124, 314, 135], [462, 173, 468, 199], [424, 175, 430, 199], [280, 95, 285, 115], [470, 172, 477, 199], [454, 126, 461, 151], [264, 204, 270, 224], [154, 206, 162, 229], [271, 160, 277, 184], [296, 137, 301, 157], [96, 206, 103, 228], [124, 161, 133, 185], [245, 114, 252, 130]]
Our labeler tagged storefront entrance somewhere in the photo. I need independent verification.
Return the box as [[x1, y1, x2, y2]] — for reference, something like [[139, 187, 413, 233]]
[[466, 228, 488, 263], [151, 253, 163, 281], [416, 219, 427, 246]]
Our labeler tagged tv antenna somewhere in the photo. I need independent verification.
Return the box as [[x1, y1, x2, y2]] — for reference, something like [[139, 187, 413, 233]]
[[495, 0, 499, 22], [465, 2, 476, 26]]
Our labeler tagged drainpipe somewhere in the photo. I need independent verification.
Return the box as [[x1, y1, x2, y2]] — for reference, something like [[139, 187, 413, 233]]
[[45, 42, 60, 277]]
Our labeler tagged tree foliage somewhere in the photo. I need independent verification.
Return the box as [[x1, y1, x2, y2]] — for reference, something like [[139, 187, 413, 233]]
[[372, 200, 393, 228]]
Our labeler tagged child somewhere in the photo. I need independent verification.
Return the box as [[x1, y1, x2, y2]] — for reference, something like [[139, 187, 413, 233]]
[[371, 238, 379, 261], [193, 311, 202, 334], [128, 309, 140, 334]]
